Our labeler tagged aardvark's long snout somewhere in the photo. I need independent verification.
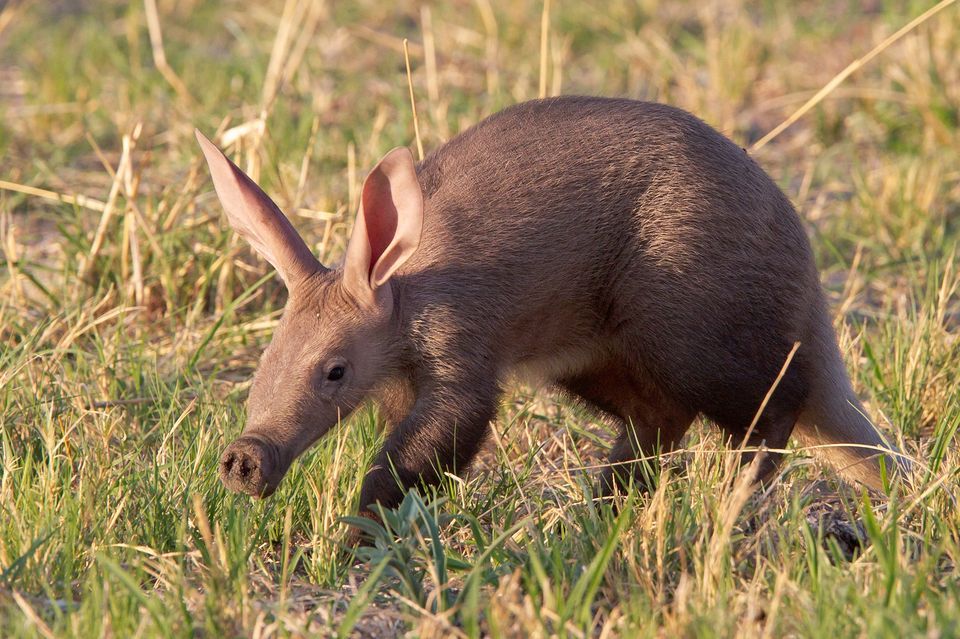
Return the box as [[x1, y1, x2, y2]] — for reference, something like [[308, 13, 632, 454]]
[[219, 436, 285, 498]]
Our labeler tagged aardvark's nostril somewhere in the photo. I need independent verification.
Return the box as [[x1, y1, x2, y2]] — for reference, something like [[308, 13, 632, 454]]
[[239, 455, 255, 478], [221, 452, 236, 474]]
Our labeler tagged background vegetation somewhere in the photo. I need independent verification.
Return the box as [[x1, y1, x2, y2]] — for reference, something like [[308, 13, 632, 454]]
[[1, 0, 958, 636]]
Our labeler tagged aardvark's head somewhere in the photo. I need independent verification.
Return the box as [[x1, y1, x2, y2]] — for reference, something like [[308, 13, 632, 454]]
[[195, 131, 423, 497]]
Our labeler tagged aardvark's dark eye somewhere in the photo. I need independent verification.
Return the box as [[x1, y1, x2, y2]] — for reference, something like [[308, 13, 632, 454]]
[[327, 366, 345, 381]]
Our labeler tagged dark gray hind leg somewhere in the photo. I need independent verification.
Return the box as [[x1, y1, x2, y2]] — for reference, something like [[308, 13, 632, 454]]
[[717, 404, 801, 486], [556, 362, 697, 496]]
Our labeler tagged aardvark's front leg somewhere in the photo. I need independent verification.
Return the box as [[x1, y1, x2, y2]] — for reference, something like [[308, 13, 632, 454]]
[[357, 374, 500, 523]]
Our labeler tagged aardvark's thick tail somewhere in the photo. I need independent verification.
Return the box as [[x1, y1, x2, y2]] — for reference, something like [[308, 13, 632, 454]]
[[794, 322, 909, 490]]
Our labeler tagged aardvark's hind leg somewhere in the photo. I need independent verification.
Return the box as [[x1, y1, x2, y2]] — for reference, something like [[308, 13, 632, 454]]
[[556, 362, 696, 496], [717, 404, 801, 486]]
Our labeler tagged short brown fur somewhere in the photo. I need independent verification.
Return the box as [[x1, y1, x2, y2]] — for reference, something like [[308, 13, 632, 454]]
[[197, 97, 904, 530]]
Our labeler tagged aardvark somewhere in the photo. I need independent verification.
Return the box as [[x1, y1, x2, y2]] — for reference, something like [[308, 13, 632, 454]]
[[197, 97, 902, 530]]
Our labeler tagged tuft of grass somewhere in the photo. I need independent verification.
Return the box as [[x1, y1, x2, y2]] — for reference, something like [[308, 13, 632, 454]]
[[1, 1, 958, 636]]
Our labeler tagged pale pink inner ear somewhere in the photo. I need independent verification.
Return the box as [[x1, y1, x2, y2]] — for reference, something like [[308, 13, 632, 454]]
[[195, 130, 323, 288], [343, 147, 423, 300], [362, 170, 399, 274]]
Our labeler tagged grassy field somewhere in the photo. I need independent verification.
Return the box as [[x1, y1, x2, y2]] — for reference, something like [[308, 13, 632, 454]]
[[1, 0, 959, 636]]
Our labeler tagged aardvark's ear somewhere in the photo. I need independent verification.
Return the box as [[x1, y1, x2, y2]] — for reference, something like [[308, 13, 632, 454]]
[[343, 147, 423, 306], [195, 130, 324, 288]]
